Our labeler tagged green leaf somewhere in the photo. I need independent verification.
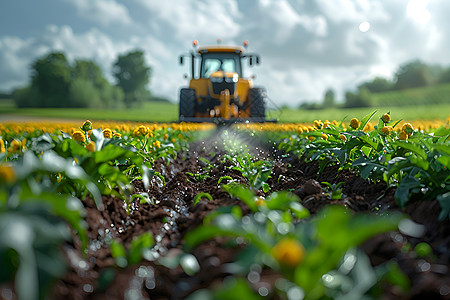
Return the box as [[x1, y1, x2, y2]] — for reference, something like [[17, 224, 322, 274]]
[[110, 240, 127, 268], [218, 176, 233, 184], [437, 192, 450, 221], [128, 232, 154, 265], [395, 175, 421, 207], [358, 110, 377, 131], [437, 156, 450, 169], [392, 141, 427, 160], [222, 184, 257, 212], [193, 193, 213, 205]]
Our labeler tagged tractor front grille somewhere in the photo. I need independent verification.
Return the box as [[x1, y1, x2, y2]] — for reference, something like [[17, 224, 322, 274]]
[[211, 81, 236, 96]]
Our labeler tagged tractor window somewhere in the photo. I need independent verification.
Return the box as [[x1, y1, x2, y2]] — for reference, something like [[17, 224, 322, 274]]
[[200, 53, 241, 78]]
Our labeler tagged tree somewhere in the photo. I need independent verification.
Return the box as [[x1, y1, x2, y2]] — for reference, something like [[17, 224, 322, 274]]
[[71, 59, 124, 108], [113, 50, 151, 107], [31, 52, 71, 107], [394, 60, 434, 90], [14, 52, 125, 109], [358, 77, 394, 93], [322, 89, 335, 107], [344, 88, 372, 108]]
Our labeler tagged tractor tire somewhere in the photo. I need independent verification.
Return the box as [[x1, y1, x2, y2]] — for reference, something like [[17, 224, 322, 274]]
[[179, 88, 196, 120], [249, 87, 266, 119]]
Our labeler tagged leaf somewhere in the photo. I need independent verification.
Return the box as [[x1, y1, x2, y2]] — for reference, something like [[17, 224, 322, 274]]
[[395, 175, 421, 207], [110, 240, 127, 268], [222, 184, 257, 212], [358, 110, 377, 131], [218, 176, 233, 184], [193, 193, 213, 205], [437, 192, 450, 221], [392, 141, 427, 160], [140, 165, 154, 189], [437, 156, 450, 168], [128, 232, 154, 265]]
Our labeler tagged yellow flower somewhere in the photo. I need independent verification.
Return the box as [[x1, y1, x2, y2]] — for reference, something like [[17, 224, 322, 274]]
[[308, 136, 315, 141], [103, 128, 113, 139], [0, 139, 5, 153], [272, 238, 306, 267], [314, 120, 323, 129], [380, 126, 393, 136], [164, 133, 169, 140], [133, 125, 148, 136], [255, 196, 266, 207], [171, 138, 176, 143], [114, 132, 121, 138], [296, 127, 303, 134], [0, 164, 16, 183], [402, 123, 414, 137], [81, 120, 93, 132], [323, 120, 331, 128], [72, 131, 86, 143], [399, 131, 408, 140], [153, 141, 161, 148], [340, 134, 347, 142], [381, 113, 391, 124], [8, 139, 22, 152], [86, 141, 95, 152], [321, 133, 328, 140], [350, 118, 360, 130]]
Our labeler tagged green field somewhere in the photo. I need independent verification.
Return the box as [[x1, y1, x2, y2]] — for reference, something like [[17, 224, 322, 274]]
[[1, 99, 449, 123], [371, 83, 450, 106], [0, 101, 179, 122], [273, 103, 450, 123]]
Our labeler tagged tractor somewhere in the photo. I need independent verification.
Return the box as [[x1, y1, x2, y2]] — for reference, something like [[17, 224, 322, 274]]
[[178, 40, 270, 123]]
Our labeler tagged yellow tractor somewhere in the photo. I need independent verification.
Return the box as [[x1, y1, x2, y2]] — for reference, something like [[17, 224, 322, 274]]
[[178, 40, 269, 123]]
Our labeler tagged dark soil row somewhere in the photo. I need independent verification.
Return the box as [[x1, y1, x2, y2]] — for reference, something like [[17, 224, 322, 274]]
[[50, 129, 450, 300]]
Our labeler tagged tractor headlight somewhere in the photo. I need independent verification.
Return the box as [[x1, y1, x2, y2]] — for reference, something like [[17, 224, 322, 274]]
[[210, 77, 223, 83], [225, 74, 239, 83]]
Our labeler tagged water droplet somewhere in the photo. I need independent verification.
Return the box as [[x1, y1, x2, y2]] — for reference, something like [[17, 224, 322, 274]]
[[287, 286, 304, 300], [247, 271, 260, 283], [83, 284, 93, 293], [258, 286, 269, 296]]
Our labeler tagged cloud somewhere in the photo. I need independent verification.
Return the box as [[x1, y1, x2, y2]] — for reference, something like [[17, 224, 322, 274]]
[[133, 0, 242, 42], [63, 0, 133, 27], [1, 0, 450, 106]]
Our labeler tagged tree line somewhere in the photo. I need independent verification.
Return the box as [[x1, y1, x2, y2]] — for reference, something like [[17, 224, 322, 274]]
[[303, 59, 450, 109], [13, 49, 154, 109]]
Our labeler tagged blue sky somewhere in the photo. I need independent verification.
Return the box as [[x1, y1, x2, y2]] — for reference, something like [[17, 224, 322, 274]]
[[1, 0, 449, 107]]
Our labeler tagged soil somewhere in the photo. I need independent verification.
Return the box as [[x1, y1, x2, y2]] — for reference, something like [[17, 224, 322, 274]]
[[43, 128, 450, 299]]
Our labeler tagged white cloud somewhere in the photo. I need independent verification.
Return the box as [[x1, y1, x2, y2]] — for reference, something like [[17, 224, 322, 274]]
[[134, 0, 242, 42], [63, 0, 133, 27], [1, 0, 450, 106]]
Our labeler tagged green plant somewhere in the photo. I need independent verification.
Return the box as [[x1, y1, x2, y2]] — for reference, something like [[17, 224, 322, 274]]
[[184, 186, 405, 299], [321, 181, 345, 200]]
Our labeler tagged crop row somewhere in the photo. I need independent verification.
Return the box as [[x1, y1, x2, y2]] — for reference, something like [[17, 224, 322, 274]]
[[0, 113, 449, 299]]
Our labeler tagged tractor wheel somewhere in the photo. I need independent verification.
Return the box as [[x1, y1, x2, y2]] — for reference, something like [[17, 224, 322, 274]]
[[179, 88, 196, 120], [249, 87, 266, 119]]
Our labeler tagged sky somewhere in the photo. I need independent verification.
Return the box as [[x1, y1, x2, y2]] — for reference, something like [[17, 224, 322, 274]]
[[1, 0, 449, 107]]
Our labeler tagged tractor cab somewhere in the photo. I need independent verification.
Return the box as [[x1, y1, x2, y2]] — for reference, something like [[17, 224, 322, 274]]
[[178, 40, 267, 123]]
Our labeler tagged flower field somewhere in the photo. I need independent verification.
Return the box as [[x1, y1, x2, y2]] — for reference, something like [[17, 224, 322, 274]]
[[0, 112, 449, 300]]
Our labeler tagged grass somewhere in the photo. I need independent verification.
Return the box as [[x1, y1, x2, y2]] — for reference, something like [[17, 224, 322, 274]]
[[274, 103, 450, 123], [1, 99, 449, 124], [1, 101, 178, 123], [371, 83, 450, 106]]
